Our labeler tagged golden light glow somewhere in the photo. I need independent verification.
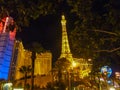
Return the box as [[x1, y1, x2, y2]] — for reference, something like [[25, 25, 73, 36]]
[[60, 15, 92, 79], [109, 87, 115, 90], [62, 15, 65, 20], [60, 15, 73, 62], [13, 88, 24, 90], [72, 61, 77, 67]]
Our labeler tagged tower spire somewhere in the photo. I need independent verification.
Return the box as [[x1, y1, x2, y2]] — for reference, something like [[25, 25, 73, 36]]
[[60, 15, 73, 62]]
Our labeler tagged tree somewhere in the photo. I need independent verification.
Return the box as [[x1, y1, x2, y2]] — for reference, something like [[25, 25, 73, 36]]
[[55, 57, 71, 82], [28, 42, 45, 90], [66, 0, 120, 70], [46, 82, 54, 90], [0, 0, 71, 31], [0, 0, 57, 30], [19, 65, 32, 89], [31, 51, 36, 90], [54, 57, 71, 90]]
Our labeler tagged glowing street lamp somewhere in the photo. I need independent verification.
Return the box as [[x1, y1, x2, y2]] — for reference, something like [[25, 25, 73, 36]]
[[72, 61, 77, 68], [3, 83, 13, 90], [13, 88, 24, 90], [109, 87, 115, 90]]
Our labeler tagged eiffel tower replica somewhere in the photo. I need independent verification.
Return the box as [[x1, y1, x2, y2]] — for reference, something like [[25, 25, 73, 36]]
[[60, 15, 73, 62], [59, 15, 92, 78]]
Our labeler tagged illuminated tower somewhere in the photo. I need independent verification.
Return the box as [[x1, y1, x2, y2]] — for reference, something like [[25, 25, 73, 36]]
[[0, 16, 16, 80], [59, 15, 92, 78], [60, 15, 73, 62]]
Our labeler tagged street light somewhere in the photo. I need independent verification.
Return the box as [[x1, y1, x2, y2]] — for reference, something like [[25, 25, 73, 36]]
[[3, 83, 13, 90], [72, 61, 77, 68], [13, 88, 24, 90], [109, 87, 115, 90]]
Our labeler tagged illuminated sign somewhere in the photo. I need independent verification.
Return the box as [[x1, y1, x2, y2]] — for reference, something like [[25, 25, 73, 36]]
[[101, 66, 112, 77], [3, 83, 13, 90]]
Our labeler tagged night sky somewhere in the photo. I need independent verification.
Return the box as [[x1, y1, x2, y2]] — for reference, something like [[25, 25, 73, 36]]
[[17, 14, 67, 62]]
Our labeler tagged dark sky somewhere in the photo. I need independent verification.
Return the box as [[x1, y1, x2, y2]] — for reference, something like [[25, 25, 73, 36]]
[[18, 15, 60, 62]]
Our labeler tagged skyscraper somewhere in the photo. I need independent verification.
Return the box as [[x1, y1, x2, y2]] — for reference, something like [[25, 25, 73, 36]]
[[0, 16, 16, 80]]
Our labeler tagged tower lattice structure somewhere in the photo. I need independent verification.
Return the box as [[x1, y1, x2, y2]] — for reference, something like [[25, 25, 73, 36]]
[[60, 15, 73, 62], [59, 15, 92, 78]]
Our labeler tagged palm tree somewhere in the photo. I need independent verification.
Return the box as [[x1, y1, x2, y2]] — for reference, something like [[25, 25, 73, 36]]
[[19, 65, 32, 89], [55, 57, 71, 82], [29, 42, 45, 90], [31, 51, 36, 90]]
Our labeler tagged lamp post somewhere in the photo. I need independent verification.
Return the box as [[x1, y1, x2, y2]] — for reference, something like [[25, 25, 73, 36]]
[[72, 61, 77, 69]]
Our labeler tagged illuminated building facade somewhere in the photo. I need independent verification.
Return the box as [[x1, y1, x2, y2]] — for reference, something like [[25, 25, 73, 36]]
[[14, 46, 52, 87], [8, 40, 22, 81], [74, 58, 92, 78], [115, 72, 120, 79], [13, 41, 27, 80], [0, 16, 16, 80], [34, 52, 52, 75], [14, 43, 31, 80], [14, 43, 52, 80]]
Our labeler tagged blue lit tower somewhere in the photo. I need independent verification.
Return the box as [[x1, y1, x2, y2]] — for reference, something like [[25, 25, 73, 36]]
[[0, 16, 16, 80]]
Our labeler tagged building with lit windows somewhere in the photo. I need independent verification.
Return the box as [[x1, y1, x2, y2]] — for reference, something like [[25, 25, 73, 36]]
[[13, 45, 52, 87], [13, 42, 52, 80], [8, 40, 24, 81], [13, 41, 27, 80], [34, 52, 52, 75], [0, 16, 16, 80]]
